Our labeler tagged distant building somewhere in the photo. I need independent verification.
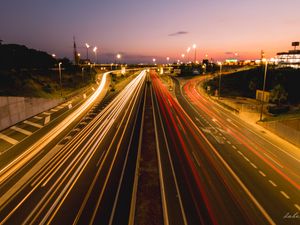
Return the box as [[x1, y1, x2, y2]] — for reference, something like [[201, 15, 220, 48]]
[[277, 50, 300, 68], [276, 42, 300, 68]]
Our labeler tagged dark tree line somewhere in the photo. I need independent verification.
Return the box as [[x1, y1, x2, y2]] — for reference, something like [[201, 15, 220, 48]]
[[0, 44, 56, 69]]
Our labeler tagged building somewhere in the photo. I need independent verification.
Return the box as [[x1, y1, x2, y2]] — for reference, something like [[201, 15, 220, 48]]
[[276, 42, 300, 68]]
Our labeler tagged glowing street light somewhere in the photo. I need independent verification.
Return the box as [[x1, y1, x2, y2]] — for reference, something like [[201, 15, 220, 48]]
[[218, 62, 222, 100], [192, 44, 197, 63], [153, 58, 156, 64], [181, 53, 185, 63], [85, 43, 90, 60], [186, 47, 191, 62], [166, 57, 170, 64], [93, 46, 98, 64], [58, 62, 62, 96], [116, 54, 122, 69], [52, 54, 56, 58], [260, 58, 268, 121]]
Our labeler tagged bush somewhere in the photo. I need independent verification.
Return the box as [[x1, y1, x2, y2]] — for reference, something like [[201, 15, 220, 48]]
[[268, 105, 289, 114]]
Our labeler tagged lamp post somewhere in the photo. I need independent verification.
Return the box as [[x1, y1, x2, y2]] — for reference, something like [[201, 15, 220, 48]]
[[166, 57, 170, 65], [116, 53, 121, 69], [85, 43, 90, 61], [192, 44, 197, 63], [260, 59, 268, 121], [181, 54, 185, 63], [93, 46, 98, 64], [187, 47, 191, 63], [81, 67, 84, 82], [58, 62, 62, 96], [153, 58, 156, 65], [218, 62, 222, 100]]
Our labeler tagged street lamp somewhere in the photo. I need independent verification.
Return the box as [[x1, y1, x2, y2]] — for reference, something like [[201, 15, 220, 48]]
[[81, 67, 84, 82], [93, 46, 98, 64], [166, 57, 170, 64], [116, 53, 121, 69], [52, 54, 56, 58], [85, 43, 90, 61], [181, 53, 185, 63], [153, 58, 156, 65], [192, 44, 197, 63], [260, 59, 268, 121], [58, 62, 62, 96], [218, 62, 222, 100], [187, 47, 191, 63]]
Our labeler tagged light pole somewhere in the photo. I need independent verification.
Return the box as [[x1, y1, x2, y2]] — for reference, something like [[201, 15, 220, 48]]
[[260, 59, 268, 121], [93, 46, 98, 64], [181, 53, 185, 63], [153, 58, 156, 65], [85, 43, 90, 61], [116, 53, 121, 69], [58, 62, 62, 96], [192, 44, 197, 63], [81, 67, 84, 82], [166, 57, 170, 65], [218, 62, 222, 100], [187, 47, 191, 63]]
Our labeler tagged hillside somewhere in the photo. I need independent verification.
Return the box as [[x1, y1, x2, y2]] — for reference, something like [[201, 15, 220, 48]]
[[0, 43, 96, 98], [204, 67, 300, 105]]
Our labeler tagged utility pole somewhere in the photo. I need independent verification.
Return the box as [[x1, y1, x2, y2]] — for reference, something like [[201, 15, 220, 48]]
[[73, 36, 79, 65]]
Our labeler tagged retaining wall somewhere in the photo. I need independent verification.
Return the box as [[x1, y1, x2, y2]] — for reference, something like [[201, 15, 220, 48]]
[[0, 96, 62, 131]]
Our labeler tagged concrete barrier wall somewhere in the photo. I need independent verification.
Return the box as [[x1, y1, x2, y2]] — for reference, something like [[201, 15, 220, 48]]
[[0, 96, 62, 131]]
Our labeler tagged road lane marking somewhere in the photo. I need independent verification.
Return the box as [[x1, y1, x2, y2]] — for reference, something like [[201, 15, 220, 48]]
[[192, 151, 201, 167], [280, 191, 290, 199], [263, 152, 284, 169], [295, 204, 300, 211], [250, 163, 257, 169], [259, 171, 266, 177], [226, 118, 239, 128], [195, 117, 205, 126], [232, 145, 237, 149], [23, 120, 43, 128], [227, 140, 231, 145], [268, 180, 277, 187], [179, 80, 277, 224], [243, 156, 250, 162], [0, 133, 19, 145], [34, 116, 43, 120], [42, 112, 51, 115], [50, 108, 58, 112], [96, 151, 105, 167], [10, 126, 32, 136], [56, 106, 64, 109], [224, 112, 300, 164], [238, 151, 243, 156]]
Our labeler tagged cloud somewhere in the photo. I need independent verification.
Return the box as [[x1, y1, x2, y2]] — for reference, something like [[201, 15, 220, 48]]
[[168, 31, 189, 36]]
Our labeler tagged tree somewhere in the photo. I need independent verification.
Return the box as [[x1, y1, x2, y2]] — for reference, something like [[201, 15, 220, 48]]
[[270, 84, 288, 105]]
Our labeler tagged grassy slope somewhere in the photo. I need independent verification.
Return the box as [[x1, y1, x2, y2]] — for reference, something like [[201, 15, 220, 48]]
[[0, 69, 95, 99], [204, 67, 300, 105]]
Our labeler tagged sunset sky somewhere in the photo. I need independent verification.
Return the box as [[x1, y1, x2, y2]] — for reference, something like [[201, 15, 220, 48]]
[[1, 0, 300, 63]]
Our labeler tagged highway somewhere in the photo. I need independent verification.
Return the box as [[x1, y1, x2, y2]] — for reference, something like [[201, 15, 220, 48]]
[[0, 70, 147, 225], [0, 68, 298, 225], [149, 70, 300, 225], [169, 74, 300, 225]]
